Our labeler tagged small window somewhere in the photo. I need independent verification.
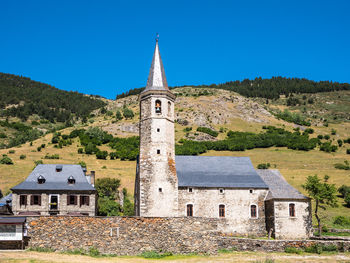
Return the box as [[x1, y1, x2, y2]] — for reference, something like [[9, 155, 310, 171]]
[[289, 203, 296, 217], [155, 100, 161, 113], [188, 188, 193, 193], [250, 205, 257, 218], [157, 149, 160, 154], [67, 195, 77, 205], [37, 175, 45, 184], [219, 204, 225, 218], [219, 188, 224, 194], [157, 128, 160, 132], [168, 101, 171, 116], [249, 189, 253, 194], [187, 204, 193, 217], [80, 195, 90, 206], [158, 188, 162, 193], [20, 195, 27, 206], [67, 176, 75, 184], [31, 195, 41, 206]]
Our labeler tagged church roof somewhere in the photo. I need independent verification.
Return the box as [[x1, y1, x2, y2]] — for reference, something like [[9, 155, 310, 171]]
[[175, 156, 268, 188], [256, 169, 308, 200], [11, 164, 95, 192], [142, 39, 169, 93]]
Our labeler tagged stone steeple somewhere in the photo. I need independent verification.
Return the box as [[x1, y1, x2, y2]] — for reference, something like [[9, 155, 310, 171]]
[[143, 39, 169, 92]]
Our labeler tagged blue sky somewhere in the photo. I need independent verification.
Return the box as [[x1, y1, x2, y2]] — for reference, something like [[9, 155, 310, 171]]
[[1, 0, 349, 99]]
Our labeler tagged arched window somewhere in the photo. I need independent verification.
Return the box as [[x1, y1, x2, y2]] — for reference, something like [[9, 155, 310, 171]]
[[250, 205, 257, 218], [155, 100, 161, 113], [37, 175, 46, 184], [219, 204, 225, 218], [289, 203, 296, 217], [167, 101, 171, 117], [187, 204, 193, 216]]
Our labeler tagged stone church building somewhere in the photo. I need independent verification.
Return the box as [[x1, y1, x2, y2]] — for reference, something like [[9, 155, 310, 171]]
[[134, 39, 312, 239]]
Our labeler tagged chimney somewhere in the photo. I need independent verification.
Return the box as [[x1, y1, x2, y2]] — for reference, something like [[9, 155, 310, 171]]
[[82, 167, 87, 175], [90, 171, 95, 186]]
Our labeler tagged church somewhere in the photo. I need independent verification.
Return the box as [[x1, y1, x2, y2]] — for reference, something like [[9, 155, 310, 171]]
[[134, 39, 312, 239]]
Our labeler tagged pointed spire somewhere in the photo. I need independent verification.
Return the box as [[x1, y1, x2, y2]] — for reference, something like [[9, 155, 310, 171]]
[[144, 37, 169, 92]]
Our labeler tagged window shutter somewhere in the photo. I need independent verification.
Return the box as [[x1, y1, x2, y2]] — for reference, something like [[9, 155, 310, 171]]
[[67, 195, 70, 206], [30, 195, 34, 205], [74, 196, 77, 205], [80, 196, 83, 207], [38, 195, 41, 206], [24, 195, 27, 205], [86, 196, 90, 206]]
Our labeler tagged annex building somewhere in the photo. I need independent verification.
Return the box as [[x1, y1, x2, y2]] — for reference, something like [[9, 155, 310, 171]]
[[134, 39, 312, 239]]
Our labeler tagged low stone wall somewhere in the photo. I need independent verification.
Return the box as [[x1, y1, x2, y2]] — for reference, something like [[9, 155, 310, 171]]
[[219, 237, 350, 252], [25, 216, 350, 255]]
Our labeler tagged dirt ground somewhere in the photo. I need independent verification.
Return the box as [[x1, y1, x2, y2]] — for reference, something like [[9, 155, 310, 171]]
[[1, 251, 350, 263]]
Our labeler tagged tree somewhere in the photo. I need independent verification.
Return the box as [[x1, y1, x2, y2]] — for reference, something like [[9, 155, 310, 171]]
[[302, 175, 337, 236], [0, 189, 3, 199], [95, 178, 121, 216], [123, 107, 134, 119], [115, 110, 123, 121], [0, 155, 14, 165]]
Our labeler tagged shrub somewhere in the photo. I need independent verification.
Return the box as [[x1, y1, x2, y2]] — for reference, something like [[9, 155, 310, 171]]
[[96, 150, 108, 160], [140, 251, 173, 259], [44, 154, 60, 159], [8, 150, 15, 154], [284, 246, 302, 254], [19, 154, 26, 160], [337, 139, 343, 147], [345, 193, 350, 207], [324, 135, 330, 140], [123, 107, 134, 119], [322, 244, 338, 252], [37, 146, 42, 152], [275, 109, 310, 126], [331, 129, 337, 135], [304, 128, 314, 134], [88, 247, 100, 257], [34, 160, 43, 166], [317, 135, 323, 140], [320, 142, 337, 152], [333, 216, 350, 227], [257, 163, 271, 169], [338, 185, 350, 197], [0, 156, 14, 165], [77, 148, 84, 154], [183, 127, 192, 132], [197, 127, 218, 137], [115, 110, 123, 121], [0, 132, 7, 138], [347, 149, 350, 154], [304, 244, 322, 254], [78, 161, 87, 168], [334, 161, 350, 170]]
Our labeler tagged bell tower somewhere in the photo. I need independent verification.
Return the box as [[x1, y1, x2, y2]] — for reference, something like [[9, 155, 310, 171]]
[[134, 38, 178, 217]]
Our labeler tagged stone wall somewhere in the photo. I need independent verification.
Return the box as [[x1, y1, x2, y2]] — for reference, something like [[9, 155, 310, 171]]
[[25, 216, 350, 255], [178, 187, 268, 236]]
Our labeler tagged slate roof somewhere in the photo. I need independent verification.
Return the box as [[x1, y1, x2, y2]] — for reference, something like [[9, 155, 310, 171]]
[[256, 169, 308, 200], [175, 156, 268, 188], [11, 164, 95, 192], [0, 193, 12, 207], [142, 40, 169, 93], [0, 217, 26, 224]]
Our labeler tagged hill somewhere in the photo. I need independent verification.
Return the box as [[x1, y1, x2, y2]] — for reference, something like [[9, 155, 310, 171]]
[[0, 83, 349, 227], [0, 73, 106, 148]]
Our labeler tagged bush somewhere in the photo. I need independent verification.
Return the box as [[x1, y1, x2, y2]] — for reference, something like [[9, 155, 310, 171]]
[[322, 244, 338, 252], [337, 139, 343, 147], [115, 110, 123, 121], [317, 135, 323, 140], [345, 193, 350, 207], [331, 129, 337, 135], [0, 132, 7, 138], [19, 154, 26, 159], [88, 247, 100, 257], [304, 244, 322, 254], [334, 161, 350, 170], [197, 127, 218, 137], [183, 127, 192, 132], [304, 128, 314, 134], [0, 156, 14, 165], [44, 154, 60, 159], [8, 150, 15, 154], [122, 107, 134, 119], [140, 251, 173, 259], [77, 148, 84, 154], [275, 109, 310, 126], [320, 142, 337, 152], [78, 161, 87, 168], [333, 216, 350, 227], [257, 163, 271, 169], [96, 150, 108, 160], [338, 185, 350, 197], [284, 246, 302, 254], [324, 135, 330, 140], [37, 146, 42, 152], [347, 149, 350, 154], [34, 160, 43, 166]]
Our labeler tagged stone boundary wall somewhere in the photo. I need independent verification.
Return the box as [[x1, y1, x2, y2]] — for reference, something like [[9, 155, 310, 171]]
[[25, 216, 350, 255]]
